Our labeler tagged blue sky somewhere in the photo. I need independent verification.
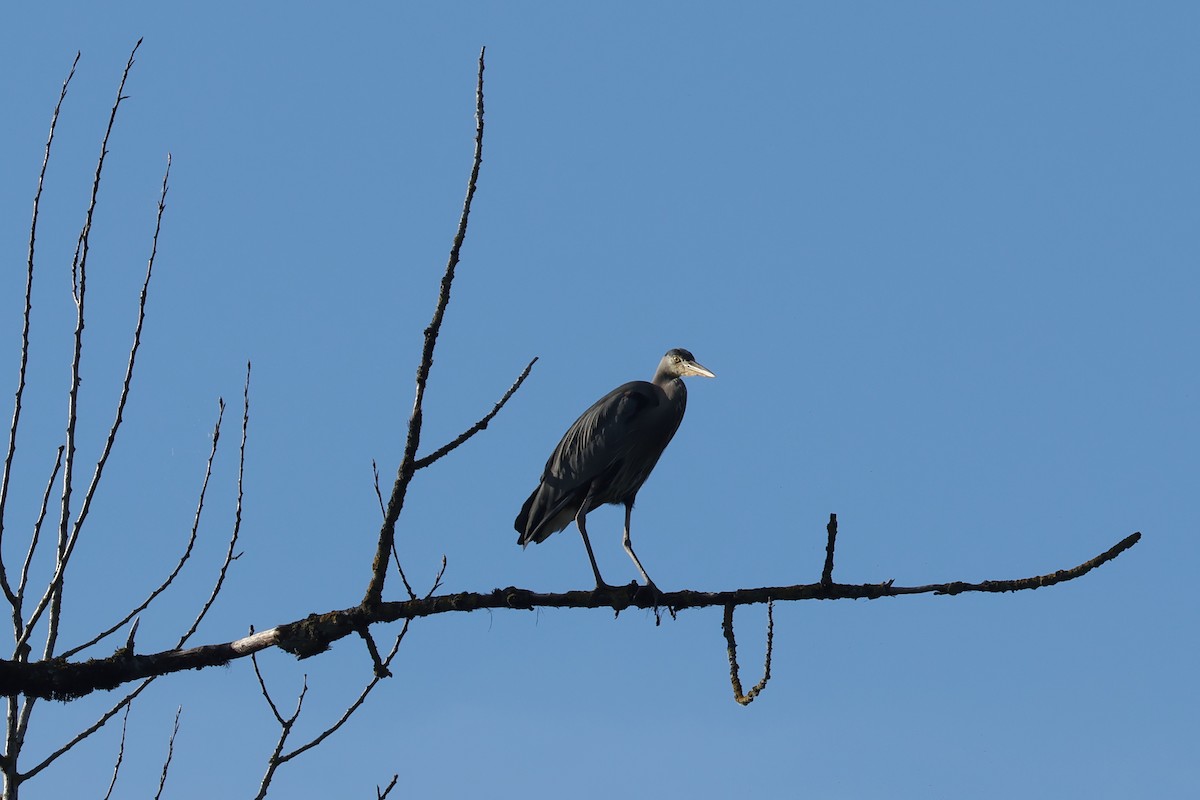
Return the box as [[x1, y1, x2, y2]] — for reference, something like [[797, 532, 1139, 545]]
[[1, 3, 1196, 797]]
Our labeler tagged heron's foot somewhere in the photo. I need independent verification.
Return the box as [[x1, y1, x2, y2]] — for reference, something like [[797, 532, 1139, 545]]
[[633, 580, 663, 603], [634, 581, 676, 622]]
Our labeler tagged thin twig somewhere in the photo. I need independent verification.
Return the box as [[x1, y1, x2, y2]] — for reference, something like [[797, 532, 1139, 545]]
[[722, 600, 774, 706], [153, 706, 181, 800], [100, 704, 130, 800], [378, 774, 399, 800], [371, 460, 385, 518], [356, 625, 392, 679], [0, 52, 79, 612], [63, 390, 221, 659], [373, 460, 416, 601], [39, 39, 143, 662], [20, 676, 154, 782], [176, 363, 250, 648], [250, 647, 285, 725], [12, 447, 63, 652], [363, 46, 487, 608], [413, 357, 537, 470]]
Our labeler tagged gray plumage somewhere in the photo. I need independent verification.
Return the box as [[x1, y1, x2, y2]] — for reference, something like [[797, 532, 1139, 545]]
[[514, 348, 714, 588]]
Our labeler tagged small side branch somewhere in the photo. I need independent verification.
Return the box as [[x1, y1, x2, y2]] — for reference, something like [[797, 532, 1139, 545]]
[[723, 600, 774, 706], [413, 357, 537, 470], [821, 513, 837, 586], [377, 774, 400, 800]]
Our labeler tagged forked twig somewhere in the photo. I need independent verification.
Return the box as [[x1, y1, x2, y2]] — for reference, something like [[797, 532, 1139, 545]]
[[251, 620, 409, 799], [176, 363, 250, 648], [278, 622, 409, 765], [251, 667, 308, 800]]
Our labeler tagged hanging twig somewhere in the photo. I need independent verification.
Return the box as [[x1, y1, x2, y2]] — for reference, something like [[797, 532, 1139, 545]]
[[723, 600, 774, 706]]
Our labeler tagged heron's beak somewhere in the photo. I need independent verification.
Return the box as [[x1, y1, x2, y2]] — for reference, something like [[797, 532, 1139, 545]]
[[685, 360, 715, 378]]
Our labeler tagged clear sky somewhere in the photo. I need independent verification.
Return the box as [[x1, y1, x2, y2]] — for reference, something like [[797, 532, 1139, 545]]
[[1, 3, 1196, 798]]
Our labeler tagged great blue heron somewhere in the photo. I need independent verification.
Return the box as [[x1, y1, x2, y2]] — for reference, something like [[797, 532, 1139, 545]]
[[514, 348, 715, 589]]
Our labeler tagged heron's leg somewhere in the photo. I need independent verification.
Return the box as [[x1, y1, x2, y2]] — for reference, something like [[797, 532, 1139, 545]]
[[575, 496, 612, 590], [622, 501, 655, 588]]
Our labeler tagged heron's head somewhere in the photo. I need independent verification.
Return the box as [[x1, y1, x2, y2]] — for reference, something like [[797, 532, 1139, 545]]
[[657, 348, 715, 381]]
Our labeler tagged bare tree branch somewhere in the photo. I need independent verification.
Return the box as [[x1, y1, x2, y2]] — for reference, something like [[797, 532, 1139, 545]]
[[32, 39, 144, 664], [0, 529, 1140, 701], [363, 46, 488, 608]]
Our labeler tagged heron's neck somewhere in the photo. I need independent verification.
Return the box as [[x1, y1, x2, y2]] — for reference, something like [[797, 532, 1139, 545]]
[[652, 372, 686, 399]]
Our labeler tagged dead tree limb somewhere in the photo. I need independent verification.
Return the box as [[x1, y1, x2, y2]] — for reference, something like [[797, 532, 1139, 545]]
[[0, 529, 1140, 701], [363, 46, 489, 609]]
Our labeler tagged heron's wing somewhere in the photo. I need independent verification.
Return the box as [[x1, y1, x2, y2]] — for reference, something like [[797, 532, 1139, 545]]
[[515, 382, 659, 543], [543, 381, 659, 489]]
